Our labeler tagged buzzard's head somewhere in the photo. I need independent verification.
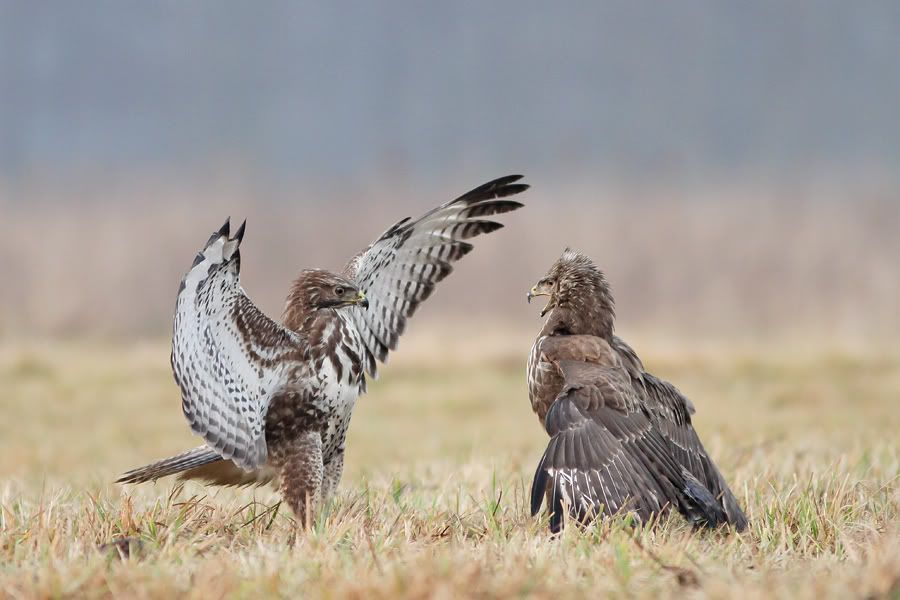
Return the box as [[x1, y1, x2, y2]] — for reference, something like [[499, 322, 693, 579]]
[[527, 274, 556, 318], [528, 249, 615, 335], [288, 270, 369, 314]]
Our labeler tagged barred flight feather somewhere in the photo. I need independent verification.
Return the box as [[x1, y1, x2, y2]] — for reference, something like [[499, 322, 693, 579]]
[[345, 175, 527, 377], [171, 219, 309, 472]]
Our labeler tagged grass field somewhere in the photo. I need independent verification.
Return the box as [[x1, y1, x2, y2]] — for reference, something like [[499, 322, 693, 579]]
[[1, 334, 898, 598]]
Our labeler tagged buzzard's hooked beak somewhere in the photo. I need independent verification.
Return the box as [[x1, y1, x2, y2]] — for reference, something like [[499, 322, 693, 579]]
[[527, 284, 554, 317], [355, 291, 369, 310]]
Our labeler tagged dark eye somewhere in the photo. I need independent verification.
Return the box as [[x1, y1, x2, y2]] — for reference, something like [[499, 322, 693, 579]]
[[334, 286, 345, 296]]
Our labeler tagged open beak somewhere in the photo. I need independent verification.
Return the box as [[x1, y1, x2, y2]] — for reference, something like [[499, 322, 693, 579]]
[[355, 291, 369, 310], [527, 285, 553, 316]]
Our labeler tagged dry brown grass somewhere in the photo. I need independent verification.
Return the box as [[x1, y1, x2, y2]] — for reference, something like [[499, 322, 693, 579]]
[[1, 334, 898, 598]]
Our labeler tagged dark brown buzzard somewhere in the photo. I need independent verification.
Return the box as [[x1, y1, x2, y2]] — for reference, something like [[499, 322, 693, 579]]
[[527, 250, 748, 532]]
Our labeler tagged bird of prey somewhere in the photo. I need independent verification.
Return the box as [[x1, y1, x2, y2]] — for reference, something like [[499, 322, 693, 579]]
[[526, 249, 748, 533], [118, 175, 528, 524]]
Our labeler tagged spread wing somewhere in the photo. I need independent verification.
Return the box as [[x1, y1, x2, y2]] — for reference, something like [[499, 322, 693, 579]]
[[172, 220, 308, 471], [641, 373, 749, 530], [530, 360, 729, 532], [343, 175, 527, 376]]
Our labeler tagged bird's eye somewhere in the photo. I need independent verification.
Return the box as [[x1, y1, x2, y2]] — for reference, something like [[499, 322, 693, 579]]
[[334, 286, 345, 296]]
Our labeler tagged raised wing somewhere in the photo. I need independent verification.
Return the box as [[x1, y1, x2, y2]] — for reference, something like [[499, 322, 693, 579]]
[[172, 219, 308, 471], [344, 175, 527, 376], [530, 360, 729, 532]]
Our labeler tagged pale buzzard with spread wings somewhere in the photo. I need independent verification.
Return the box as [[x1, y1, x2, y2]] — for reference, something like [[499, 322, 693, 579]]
[[118, 176, 527, 523], [527, 250, 748, 532]]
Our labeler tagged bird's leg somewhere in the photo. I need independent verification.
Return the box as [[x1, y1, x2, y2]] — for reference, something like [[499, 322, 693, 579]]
[[277, 430, 324, 529], [321, 446, 345, 504]]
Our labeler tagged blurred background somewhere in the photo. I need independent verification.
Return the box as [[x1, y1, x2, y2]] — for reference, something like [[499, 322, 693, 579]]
[[3, 11, 899, 594], [1, 1, 898, 343]]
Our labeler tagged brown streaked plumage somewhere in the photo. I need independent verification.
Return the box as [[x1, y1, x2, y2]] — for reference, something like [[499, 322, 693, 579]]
[[118, 176, 528, 525], [527, 249, 748, 532]]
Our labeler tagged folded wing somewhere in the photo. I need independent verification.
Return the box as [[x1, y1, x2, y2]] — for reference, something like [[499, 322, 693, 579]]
[[343, 175, 527, 376], [641, 373, 749, 530], [531, 359, 729, 532], [172, 220, 308, 471]]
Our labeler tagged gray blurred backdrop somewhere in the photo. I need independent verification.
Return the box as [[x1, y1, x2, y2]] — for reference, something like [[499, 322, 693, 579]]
[[1, 2, 898, 340]]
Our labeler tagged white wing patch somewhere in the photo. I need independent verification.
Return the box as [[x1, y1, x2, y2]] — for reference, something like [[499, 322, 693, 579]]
[[172, 221, 308, 471]]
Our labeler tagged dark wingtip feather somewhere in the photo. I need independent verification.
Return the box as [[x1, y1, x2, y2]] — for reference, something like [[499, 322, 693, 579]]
[[531, 456, 549, 516], [381, 216, 413, 239], [549, 484, 564, 533], [731, 514, 749, 532], [462, 199, 524, 218], [496, 183, 529, 198], [217, 217, 231, 237], [204, 217, 232, 249], [682, 471, 729, 528], [485, 174, 525, 188], [489, 199, 526, 213], [729, 506, 750, 532], [455, 175, 529, 204], [233, 219, 247, 244], [457, 220, 504, 239]]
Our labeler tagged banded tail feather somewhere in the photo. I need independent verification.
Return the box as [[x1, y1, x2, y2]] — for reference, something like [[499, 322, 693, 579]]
[[117, 446, 222, 484], [117, 446, 277, 488]]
